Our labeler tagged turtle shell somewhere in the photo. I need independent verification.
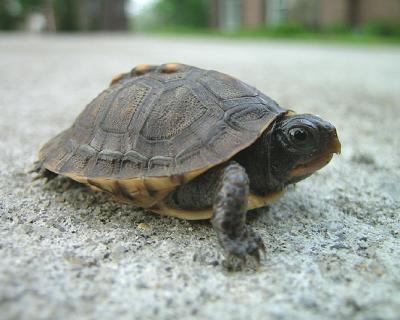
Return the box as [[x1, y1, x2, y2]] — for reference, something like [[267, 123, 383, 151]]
[[38, 63, 286, 212]]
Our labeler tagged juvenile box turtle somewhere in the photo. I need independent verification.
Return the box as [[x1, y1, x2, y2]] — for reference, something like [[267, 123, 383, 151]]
[[34, 63, 341, 269]]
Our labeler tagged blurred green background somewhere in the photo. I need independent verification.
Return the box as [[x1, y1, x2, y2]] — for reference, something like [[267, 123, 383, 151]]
[[1, 0, 400, 43]]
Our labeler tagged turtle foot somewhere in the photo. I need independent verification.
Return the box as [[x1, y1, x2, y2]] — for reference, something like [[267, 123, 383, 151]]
[[220, 225, 266, 271]]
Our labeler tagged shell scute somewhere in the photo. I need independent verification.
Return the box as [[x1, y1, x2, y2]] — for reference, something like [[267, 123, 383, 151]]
[[120, 150, 148, 173], [148, 156, 174, 171], [140, 85, 207, 141], [199, 70, 258, 100], [88, 149, 122, 177], [100, 83, 150, 134]]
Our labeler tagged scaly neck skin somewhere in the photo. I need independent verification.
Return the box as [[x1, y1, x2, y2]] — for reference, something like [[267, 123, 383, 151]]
[[234, 130, 282, 195]]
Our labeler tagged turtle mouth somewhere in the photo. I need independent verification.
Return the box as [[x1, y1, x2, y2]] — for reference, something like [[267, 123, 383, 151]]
[[289, 134, 341, 179], [290, 152, 334, 178]]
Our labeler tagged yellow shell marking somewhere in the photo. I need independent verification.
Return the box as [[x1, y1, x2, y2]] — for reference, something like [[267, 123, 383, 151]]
[[162, 63, 179, 73], [110, 73, 124, 86], [65, 167, 210, 209], [150, 189, 284, 220], [65, 171, 284, 220], [133, 64, 151, 75]]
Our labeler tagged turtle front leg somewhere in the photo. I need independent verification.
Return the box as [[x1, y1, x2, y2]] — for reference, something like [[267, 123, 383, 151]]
[[212, 162, 265, 271]]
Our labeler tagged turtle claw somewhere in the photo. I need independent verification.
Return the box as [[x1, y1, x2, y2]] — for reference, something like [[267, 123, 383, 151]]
[[220, 226, 266, 271], [29, 161, 57, 182], [257, 235, 267, 255], [223, 255, 246, 271], [28, 161, 42, 174]]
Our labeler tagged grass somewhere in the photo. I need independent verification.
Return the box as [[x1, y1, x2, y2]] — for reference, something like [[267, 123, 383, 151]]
[[143, 24, 400, 45]]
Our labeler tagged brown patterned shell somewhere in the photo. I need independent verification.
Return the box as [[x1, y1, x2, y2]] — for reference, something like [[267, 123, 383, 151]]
[[38, 63, 286, 213]]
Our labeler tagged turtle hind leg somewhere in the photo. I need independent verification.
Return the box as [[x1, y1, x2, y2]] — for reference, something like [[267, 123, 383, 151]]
[[29, 161, 57, 182], [212, 162, 265, 271], [30, 162, 84, 191]]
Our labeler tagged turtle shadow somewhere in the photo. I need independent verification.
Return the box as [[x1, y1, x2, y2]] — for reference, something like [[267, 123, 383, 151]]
[[28, 172, 295, 272], [33, 173, 272, 229], [29, 172, 281, 265], [32, 174, 135, 215]]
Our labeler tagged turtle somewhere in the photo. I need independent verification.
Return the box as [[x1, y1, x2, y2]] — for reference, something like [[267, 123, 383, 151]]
[[33, 63, 341, 270]]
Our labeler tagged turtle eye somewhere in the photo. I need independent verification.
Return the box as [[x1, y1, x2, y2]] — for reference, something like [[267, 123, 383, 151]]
[[288, 127, 312, 146]]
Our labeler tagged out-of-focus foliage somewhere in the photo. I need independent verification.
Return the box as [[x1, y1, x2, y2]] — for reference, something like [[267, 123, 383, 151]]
[[1, 0, 400, 44], [153, 0, 209, 28], [0, 0, 42, 29], [149, 22, 400, 44], [53, 0, 127, 31], [20, 0, 42, 11], [363, 21, 400, 37], [0, 1, 17, 30], [323, 24, 352, 34], [266, 23, 310, 36], [53, 0, 79, 31], [0, 0, 127, 31]]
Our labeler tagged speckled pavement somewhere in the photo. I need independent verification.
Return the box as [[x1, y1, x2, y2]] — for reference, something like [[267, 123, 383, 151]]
[[0, 34, 399, 320]]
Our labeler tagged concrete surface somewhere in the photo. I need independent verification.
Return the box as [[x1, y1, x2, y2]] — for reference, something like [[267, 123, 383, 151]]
[[0, 34, 399, 320]]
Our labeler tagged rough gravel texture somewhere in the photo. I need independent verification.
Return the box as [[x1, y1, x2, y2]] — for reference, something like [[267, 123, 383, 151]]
[[0, 34, 399, 320]]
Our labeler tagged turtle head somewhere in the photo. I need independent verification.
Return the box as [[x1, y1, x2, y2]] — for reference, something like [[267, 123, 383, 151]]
[[268, 113, 341, 188]]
